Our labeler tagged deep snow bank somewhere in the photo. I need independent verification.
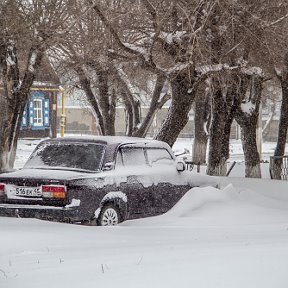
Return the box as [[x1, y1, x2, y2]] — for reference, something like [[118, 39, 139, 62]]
[[123, 181, 288, 226], [166, 184, 239, 217]]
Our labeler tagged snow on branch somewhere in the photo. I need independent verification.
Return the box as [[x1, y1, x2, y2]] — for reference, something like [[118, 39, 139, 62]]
[[241, 67, 264, 77], [241, 102, 255, 116], [195, 63, 239, 75], [115, 65, 139, 96], [157, 31, 187, 44], [164, 62, 192, 75], [122, 43, 150, 61], [196, 63, 264, 78], [6, 42, 16, 67], [28, 51, 38, 73]]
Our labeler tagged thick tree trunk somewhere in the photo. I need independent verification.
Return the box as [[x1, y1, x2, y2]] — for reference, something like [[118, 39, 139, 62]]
[[192, 86, 210, 164], [0, 45, 43, 171], [0, 98, 24, 170], [274, 81, 288, 157], [206, 74, 240, 176], [235, 74, 262, 178], [97, 67, 115, 136], [155, 71, 196, 147], [271, 78, 288, 179], [241, 124, 261, 178], [207, 87, 227, 176]]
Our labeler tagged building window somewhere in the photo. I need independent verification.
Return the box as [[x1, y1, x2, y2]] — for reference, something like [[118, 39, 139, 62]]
[[33, 99, 43, 127]]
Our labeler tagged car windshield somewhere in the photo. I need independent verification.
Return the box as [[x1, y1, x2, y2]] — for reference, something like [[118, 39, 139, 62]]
[[24, 142, 105, 172]]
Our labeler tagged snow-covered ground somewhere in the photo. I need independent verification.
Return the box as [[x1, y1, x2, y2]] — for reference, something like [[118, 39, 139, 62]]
[[1, 138, 288, 288]]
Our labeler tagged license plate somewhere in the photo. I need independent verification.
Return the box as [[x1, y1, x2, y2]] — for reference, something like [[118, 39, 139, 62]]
[[14, 186, 42, 197]]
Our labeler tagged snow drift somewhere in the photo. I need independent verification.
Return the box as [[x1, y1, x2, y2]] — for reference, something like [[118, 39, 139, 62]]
[[123, 182, 288, 226]]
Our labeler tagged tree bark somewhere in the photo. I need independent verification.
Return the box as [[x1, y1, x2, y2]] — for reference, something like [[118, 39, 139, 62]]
[[274, 77, 288, 157], [155, 71, 196, 147], [0, 46, 43, 171], [96, 65, 115, 135], [206, 84, 227, 176], [75, 66, 105, 135], [240, 123, 261, 178], [272, 70, 288, 179], [192, 85, 210, 164], [235, 74, 262, 178], [133, 73, 167, 137], [122, 92, 134, 136]]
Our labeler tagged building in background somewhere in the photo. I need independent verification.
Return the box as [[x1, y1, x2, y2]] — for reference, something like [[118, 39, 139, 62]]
[[20, 58, 60, 139]]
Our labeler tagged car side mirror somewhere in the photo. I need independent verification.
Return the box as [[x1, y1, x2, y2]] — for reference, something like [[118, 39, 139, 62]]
[[103, 162, 114, 171], [176, 161, 186, 172]]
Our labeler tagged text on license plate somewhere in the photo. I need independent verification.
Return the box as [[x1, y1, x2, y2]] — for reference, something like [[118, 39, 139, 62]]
[[14, 187, 42, 197]]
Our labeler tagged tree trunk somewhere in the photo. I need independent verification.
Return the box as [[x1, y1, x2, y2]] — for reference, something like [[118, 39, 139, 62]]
[[155, 71, 196, 147], [272, 77, 288, 179], [123, 99, 134, 136], [75, 66, 105, 135], [97, 66, 115, 136], [192, 85, 210, 164], [241, 124, 261, 178], [207, 87, 227, 176], [235, 74, 262, 178], [112, 66, 141, 134], [0, 45, 44, 171], [133, 73, 167, 137], [274, 80, 288, 157]]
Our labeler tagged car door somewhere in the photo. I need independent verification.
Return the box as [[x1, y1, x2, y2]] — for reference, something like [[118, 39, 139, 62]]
[[145, 147, 190, 214], [114, 144, 155, 217]]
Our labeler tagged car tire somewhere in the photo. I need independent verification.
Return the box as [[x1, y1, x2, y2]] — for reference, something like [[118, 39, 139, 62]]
[[97, 204, 121, 226]]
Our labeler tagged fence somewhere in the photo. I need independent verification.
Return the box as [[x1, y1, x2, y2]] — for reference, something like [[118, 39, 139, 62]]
[[269, 156, 288, 180]]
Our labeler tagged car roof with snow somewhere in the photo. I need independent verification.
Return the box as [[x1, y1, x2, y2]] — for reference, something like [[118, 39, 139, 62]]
[[38, 136, 174, 164], [41, 136, 170, 148]]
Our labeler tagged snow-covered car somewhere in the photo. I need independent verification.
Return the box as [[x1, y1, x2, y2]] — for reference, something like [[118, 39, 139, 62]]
[[0, 136, 217, 225]]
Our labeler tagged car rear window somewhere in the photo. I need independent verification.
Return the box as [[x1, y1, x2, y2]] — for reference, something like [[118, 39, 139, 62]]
[[24, 142, 105, 172]]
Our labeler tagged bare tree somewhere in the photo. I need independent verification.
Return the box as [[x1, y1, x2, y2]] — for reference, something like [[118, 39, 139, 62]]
[[0, 0, 94, 171], [52, 2, 169, 137], [204, 0, 288, 177], [87, 0, 218, 146]]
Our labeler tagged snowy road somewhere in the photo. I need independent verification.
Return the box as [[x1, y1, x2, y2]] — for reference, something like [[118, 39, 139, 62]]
[[1, 138, 288, 287], [1, 184, 288, 288]]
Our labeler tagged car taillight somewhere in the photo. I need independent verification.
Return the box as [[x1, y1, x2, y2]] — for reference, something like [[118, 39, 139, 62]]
[[42, 185, 67, 199], [0, 183, 5, 197]]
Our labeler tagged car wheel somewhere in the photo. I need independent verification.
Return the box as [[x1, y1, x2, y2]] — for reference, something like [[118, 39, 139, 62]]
[[97, 204, 121, 226]]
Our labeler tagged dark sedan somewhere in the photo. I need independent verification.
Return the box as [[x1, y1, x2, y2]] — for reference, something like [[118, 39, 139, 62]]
[[0, 136, 217, 225]]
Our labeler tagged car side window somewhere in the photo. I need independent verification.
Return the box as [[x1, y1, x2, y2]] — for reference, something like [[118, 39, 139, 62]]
[[121, 147, 147, 166], [146, 148, 174, 166]]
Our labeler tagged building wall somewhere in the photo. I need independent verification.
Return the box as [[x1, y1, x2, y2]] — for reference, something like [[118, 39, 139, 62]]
[[20, 90, 57, 138], [62, 106, 196, 138], [61, 106, 282, 142], [57, 107, 95, 135]]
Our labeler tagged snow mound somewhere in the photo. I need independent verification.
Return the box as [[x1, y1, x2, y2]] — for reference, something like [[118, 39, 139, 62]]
[[123, 183, 288, 227], [166, 184, 238, 217]]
